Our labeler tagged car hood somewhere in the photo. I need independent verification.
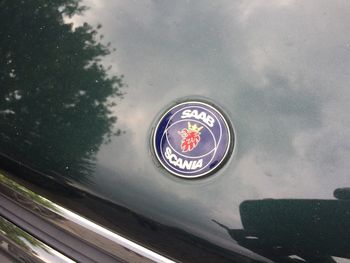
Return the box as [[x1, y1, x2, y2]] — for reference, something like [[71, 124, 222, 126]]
[[0, 1, 349, 262]]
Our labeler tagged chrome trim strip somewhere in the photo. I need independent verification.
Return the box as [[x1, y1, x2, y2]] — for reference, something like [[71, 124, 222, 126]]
[[0, 215, 75, 263], [0, 173, 175, 263]]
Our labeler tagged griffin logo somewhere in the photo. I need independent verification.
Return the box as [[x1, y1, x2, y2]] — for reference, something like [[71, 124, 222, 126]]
[[178, 122, 203, 152], [153, 100, 233, 178]]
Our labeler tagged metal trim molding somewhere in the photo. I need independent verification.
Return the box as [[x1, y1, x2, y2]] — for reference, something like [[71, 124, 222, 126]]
[[0, 173, 175, 263], [0, 215, 75, 263]]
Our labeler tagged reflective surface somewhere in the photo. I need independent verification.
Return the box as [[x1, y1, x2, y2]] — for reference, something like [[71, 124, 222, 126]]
[[0, 216, 74, 263], [214, 194, 350, 262], [0, 0, 350, 262], [153, 100, 233, 178], [0, 173, 174, 263]]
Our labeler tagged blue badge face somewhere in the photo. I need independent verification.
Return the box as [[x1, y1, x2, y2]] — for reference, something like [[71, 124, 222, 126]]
[[153, 101, 233, 178]]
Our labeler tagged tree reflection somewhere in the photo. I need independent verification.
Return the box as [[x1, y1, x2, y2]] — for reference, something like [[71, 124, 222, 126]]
[[0, 0, 125, 183], [0, 217, 46, 252]]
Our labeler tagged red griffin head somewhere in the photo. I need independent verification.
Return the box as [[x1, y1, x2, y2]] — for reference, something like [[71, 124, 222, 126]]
[[178, 122, 203, 152]]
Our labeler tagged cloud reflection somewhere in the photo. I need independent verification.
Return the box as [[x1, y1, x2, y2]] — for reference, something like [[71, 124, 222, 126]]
[[70, 0, 350, 253]]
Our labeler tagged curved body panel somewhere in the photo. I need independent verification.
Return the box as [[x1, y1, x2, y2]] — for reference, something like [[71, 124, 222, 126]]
[[0, 1, 349, 262]]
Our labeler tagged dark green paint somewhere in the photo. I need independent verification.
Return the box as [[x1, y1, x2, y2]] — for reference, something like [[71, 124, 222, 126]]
[[0, 0, 349, 262]]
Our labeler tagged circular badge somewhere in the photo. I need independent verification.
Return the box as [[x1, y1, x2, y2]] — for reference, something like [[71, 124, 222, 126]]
[[153, 100, 233, 178]]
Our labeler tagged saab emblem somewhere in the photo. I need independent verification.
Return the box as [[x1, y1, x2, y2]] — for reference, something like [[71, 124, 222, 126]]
[[153, 100, 233, 178]]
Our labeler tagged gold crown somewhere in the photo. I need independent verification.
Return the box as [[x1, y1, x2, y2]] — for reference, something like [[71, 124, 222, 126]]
[[188, 122, 203, 133]]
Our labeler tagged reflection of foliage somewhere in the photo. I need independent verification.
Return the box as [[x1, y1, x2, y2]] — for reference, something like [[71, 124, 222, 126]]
[[0, 0, 125, 182], [0, 217, 47, 253], [0, 173, 58, 212]]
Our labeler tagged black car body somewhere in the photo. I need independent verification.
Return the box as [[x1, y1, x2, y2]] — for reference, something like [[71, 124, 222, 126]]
[[0, 1, 349, 262]]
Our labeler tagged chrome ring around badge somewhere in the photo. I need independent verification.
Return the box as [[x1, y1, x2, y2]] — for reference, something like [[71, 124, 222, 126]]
[[153, 100, 233, 179]]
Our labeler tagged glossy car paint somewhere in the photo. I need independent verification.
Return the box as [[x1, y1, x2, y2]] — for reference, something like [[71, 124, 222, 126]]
[[0, 1, 349, 262]]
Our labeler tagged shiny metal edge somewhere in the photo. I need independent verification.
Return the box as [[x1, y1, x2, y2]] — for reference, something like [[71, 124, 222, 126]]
[[0, 173, 175, 263], [0, 215, 75, 263]]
